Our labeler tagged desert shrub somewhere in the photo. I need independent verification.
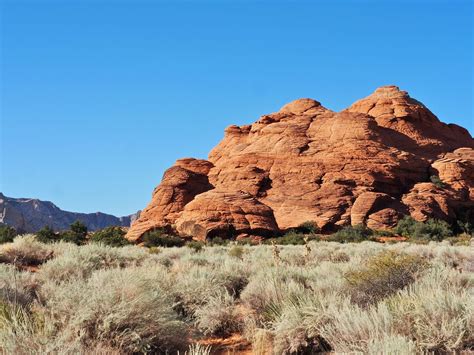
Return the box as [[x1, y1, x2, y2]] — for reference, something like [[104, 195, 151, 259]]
[[228, 245, 245, 259], [345, 251, 428, 306], [395, 216, 453, 241], [208, 236, 229, 246], [318, 302, 395, 353], [430, 174, 445, 188], [35, 226, 59, 244], [240, 269, 310, 322], [0, 264, 38, 308], [0, 225, 17, 244], [0, 235, 54, 266], [58, 221, 87, 245], [455, 208, 474, 235], [289, 221, 320, 234], [328, 224, 375, 243], [272, 232, 306, 245], [38, 244, 149, 284], [90, 226, 130, 247], [268, 294, 333, 354], [386, 266, 473, 352], [142, 229, 185, 247], [445, 233, 472, 246], [413, 219, 453, 241], [187, 241, 204, 252], [266, 231, 318, 245], [193, 290, 240, 336], [394, 215, 418, 236], [236, 237, 260, 245], [42, 266, 187, 353]]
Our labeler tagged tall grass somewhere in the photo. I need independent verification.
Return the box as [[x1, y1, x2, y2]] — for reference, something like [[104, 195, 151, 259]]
[[0, 235, 472, 353]]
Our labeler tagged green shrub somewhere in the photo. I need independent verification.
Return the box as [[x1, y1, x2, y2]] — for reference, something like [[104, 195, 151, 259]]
[[266, 232, 305, 245], [395, 216, 453, 241], [345, 251, 428, 306], [413, 219, 453, 241], [90, 227, 130, 247], [290, 221, 320, 234], [35, 226, 59, 244], [0, 225, 17, 244], [328, 224, 374, 243], [187, 241, 205, 252], [394, 215, 417, 237], [430, 175, 445, 188], [142, 229, 185, 248]]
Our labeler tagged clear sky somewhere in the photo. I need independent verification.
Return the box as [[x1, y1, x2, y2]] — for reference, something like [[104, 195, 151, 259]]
[[1, 0, 473, 216]]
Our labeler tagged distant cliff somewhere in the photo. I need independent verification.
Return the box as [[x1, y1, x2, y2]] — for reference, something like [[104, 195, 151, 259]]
[[0, 193, 140, 233]]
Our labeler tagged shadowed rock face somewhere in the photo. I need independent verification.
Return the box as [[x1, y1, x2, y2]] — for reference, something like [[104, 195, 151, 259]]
[[127, 86, 474, 242]]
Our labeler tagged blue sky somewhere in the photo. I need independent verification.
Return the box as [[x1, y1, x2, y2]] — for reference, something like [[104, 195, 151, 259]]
[[1, 0, 472, 216]]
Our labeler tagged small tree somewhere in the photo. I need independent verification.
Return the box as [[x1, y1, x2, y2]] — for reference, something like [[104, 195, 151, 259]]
[[90, 226, 130, 247], [328, 224, 374, 243], [0, 225, 17, 244], [61, 220, 88, 245], [294, 221, 320, 234], [142, 229, 184, 248], [413, 219, 453, 241], [36, 225, 58, 243], [394, 216, 418, 237]]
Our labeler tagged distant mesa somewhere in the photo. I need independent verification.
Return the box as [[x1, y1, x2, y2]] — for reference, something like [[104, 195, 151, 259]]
[[0, 192, 140, 233], [126, 85, 474, 242]]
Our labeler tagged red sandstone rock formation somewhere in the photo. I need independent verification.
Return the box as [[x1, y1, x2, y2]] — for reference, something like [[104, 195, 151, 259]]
[[127, 86, 474, 242]]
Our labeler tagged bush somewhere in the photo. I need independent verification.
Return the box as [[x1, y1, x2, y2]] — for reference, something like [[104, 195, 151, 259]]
[[0, 264, 38, 307], [236, 237, 259, 246], [187, 241, 204, 252], [193, 291, 240, 336], [430, 175, 445, 188], [228, 245, 245, 259], [289, 221, 320, 235], [395, 216, 453, 241], [38, 243, 148, 284], [208, 237, 229, 246], [142, 229, 185, 248], [0, 225, 17, 244], [328, 224, 374, 243], [267, 232, 306, 245], [0, 235, 54, 266], [90, 227, 130, 247], [35, 226, 59, 244], [345, 251, 428, 306], [41, 266, 188, 353]]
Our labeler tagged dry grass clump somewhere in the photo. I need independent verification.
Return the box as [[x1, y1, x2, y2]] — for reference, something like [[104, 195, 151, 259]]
[[0, 239, 472, 354], [193, 290, 240, 336], [0, 235, 54, 267], [41, 266, 187, 353], [38, 243, 149, 284]]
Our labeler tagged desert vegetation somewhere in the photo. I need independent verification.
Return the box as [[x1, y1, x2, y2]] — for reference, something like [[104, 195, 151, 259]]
[[0, 226, 472, 354]]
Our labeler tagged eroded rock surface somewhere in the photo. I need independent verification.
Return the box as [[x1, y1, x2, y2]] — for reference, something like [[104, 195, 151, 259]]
[[127, 86, 474, 241]]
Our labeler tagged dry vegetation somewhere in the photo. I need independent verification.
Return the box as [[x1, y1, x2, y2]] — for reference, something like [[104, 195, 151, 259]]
[[0, 234, 473, 354]]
